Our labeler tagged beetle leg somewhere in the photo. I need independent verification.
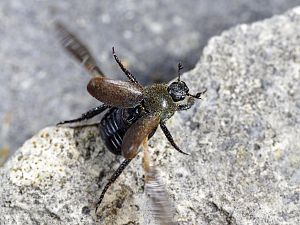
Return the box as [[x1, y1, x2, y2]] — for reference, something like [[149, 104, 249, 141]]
[[177, 97, 195, 111], [112, 47, 142, 87], [160, 122, 189, 155], [57, 104, 109, 126], [55, 22, 105, 77], [142, 137, 150, 173], [177, 88, 207, 111], [95, 158, 132, 213], [121, 113, 160, 159]]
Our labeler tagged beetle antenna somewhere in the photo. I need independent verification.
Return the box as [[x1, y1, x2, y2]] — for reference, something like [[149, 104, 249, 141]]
[[177, 62, 183, 82], [187, 88, 207, 99]]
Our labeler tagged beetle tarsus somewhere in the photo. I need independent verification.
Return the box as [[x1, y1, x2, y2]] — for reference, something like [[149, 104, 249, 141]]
[[160, 122, 189, 155]]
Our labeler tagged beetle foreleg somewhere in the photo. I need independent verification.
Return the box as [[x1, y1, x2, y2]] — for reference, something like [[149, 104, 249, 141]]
[[176, 97, 195, 111], [57, 104, 109, 126], [160, 122, 189, 155], [177, 88, 207, 111]]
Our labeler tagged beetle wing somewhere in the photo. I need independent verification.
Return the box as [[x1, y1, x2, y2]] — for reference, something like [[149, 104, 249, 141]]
[[142, 139, 176, 224], [87, 76, 144, 108], [145, 166, 177, 225], [56, 22, 104, 77], [121, 113, 160, 159]]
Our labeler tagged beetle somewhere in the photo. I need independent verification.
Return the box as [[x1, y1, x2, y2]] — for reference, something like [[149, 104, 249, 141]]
[[55, 23, 206, 215]]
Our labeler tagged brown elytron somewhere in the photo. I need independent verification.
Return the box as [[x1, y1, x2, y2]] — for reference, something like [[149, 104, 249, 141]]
[[56, 23, 206, 221]]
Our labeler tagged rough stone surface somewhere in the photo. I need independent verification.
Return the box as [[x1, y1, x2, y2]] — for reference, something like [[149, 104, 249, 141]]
[[1, 0, 300, 160], [1, 6, 300, 225]]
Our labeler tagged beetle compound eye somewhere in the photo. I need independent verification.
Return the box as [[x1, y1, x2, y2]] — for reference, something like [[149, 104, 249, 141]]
[[168, 81, 189, 102]]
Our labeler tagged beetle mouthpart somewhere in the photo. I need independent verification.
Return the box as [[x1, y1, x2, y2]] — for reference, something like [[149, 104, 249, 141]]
[[187, 93, 202, 99], [188, 88, 207, 99]]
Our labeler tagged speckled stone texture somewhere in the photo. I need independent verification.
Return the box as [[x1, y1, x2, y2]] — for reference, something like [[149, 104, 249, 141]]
[[1, 0, 300, 160], [1, 7, 300, 225]]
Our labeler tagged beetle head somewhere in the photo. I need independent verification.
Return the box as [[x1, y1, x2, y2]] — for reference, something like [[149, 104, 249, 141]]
[[168, 80, 189, 102], [168, 63, 205, 102]]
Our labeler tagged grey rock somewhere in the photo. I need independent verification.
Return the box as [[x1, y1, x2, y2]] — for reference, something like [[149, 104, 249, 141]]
[[1, 0, 300, 160], [1, 6, 300, 225]]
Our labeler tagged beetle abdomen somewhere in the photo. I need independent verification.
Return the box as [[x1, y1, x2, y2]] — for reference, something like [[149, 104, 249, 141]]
[[100, 107, 141, 155]]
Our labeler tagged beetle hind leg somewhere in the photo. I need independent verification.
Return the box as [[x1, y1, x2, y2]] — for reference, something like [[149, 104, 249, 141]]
[[57, 104, 109, 126], [95, 158, 132, 213]]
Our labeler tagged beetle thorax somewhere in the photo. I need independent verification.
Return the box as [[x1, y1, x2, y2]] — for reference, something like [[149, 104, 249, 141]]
[[143, 84, 177, 121]]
